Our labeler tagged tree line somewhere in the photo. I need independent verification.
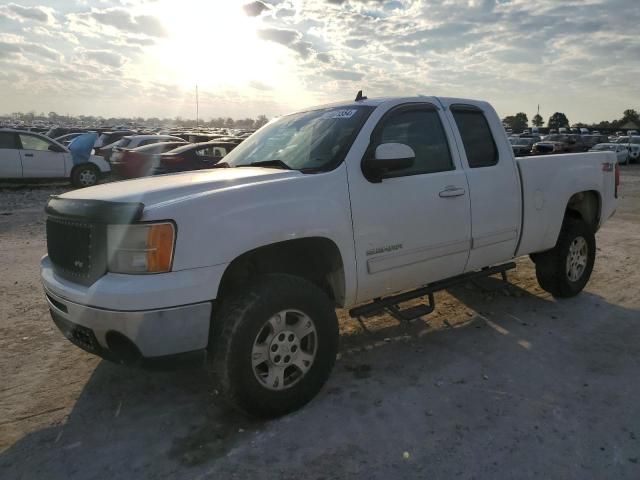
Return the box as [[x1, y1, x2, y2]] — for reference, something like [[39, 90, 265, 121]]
[[1, 111, 270, 129], [502, 109, 639, 132]]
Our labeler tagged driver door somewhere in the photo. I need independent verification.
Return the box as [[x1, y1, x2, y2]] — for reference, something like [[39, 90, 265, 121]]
[[347, 103, 472, 302], [18, 134, 67, 178]]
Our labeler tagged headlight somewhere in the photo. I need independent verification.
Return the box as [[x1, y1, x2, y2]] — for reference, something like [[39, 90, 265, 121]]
[[107, 222, 175, 274]]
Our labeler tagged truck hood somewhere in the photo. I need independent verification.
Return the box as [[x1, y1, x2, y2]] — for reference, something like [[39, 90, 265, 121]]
[[60, 167, 301, 208]]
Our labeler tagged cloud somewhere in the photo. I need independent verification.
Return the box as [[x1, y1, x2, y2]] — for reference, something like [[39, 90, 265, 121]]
[[90, 8, 167, 37], [1, 0, 640, 123], [243, 1, 271, 17], [324, 68, 364, 81], [276, 8, 296, 17], [0, 37, 62, 61], [249, 80, 273, 90], [81, 49, 125, 68], [345, 38, 366, 49], [316, 52, 332, 63], [5, 3, 54, 24], [257, 27, 301, 45], [257, 27, 316, 58]]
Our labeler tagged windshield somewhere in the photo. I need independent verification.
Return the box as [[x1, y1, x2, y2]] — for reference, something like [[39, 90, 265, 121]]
[[223, 106, 375, 171], [592, 144, 614, 151], [510, 138, 531, 146]]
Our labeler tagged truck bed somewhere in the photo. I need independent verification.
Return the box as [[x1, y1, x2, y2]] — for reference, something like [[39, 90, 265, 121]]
[[515, 151, 617, 257]]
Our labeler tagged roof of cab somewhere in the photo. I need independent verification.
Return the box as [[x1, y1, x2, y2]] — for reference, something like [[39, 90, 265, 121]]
[[290, 95, 492, 114]]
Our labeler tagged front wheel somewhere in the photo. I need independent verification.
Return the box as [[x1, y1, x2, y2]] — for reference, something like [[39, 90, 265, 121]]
[[71, 164, 99, 188], [534, 217, 596, 298], [209, 274, 339, 417]]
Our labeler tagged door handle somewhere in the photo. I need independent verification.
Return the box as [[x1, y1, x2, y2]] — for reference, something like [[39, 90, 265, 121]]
[[24, 153, 34, 157], [439, 187, 466, 198]]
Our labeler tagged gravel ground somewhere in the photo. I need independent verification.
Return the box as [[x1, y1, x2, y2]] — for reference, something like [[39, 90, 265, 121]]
[[1, 168, 639, 479]]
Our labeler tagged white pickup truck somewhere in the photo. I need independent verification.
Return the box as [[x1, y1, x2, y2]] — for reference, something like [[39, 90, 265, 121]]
[[41, 96, 618, 417]]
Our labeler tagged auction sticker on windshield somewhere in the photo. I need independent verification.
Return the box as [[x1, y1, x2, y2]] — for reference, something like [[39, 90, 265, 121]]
[[323, 109, 357, 119]]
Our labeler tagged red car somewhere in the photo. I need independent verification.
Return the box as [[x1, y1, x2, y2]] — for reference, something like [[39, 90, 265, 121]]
[[110, 141, 187, 179], [150, 141, 237, 175]]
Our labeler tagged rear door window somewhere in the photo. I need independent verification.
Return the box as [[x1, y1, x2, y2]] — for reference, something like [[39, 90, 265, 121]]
[[451, 107, 498, 168], [0, 132, 19, 149]]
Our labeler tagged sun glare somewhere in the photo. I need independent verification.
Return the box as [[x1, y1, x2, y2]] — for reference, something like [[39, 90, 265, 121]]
[[146, 1, 284, 90]]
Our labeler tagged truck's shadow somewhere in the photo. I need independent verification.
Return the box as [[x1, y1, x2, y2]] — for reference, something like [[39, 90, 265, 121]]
[[2, 275, 639, 479]]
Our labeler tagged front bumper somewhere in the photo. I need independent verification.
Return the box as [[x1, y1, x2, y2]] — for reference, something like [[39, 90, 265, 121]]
[[45, 287, 211, 368]]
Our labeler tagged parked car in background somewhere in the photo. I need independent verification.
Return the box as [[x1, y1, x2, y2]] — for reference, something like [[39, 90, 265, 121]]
[[614, 136, 640, 145], [209, 136, 245, 145], [533, 134, 587, 154], [95, 130, 136, 149], [589, 143, 630, 164], [0, 130, 109, 187], [110, 141, 188, 179], [509, 137, 536, 156], [532, 134, 570, 154], [54, 132, 86, 146], [45, 127, 86, 139], [582, 135, 610, 150], [109, 135, 186, 164], [150, 141, 237, 175]]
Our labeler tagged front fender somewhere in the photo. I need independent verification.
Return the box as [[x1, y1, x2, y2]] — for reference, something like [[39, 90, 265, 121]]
[[89, 155, 111, 173], [142, 165, 358, 306]]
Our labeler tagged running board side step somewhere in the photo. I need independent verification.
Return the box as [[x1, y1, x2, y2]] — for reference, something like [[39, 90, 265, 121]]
[[349, 262, 516, 321]]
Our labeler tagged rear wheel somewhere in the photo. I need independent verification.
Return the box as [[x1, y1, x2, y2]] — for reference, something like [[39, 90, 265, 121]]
[[209, 274, 339, 417], [71, 164, 99, 188], [534, 217, 596, 298]]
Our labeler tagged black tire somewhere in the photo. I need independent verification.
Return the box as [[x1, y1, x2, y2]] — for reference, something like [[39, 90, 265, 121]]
[[534, 217, 596, 298], [209, 274, 339, 418], [71, 164, 99, 188]]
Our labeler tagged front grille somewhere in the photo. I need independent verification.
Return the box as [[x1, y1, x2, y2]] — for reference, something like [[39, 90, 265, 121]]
[[46, 218, 92, 277], [46, 217, 107, 286]]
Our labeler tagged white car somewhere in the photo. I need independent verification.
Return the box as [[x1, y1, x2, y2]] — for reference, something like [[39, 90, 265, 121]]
[[589, 143, 630, 164], [0, 129, 110, 187], [109, 135, 186, 163], [613, 136, 640, 162]]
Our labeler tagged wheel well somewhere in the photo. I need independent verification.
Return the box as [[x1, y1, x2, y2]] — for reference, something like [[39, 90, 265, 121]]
[[565, 190, 600, 231], [218, 237, 346, 307], [71, 162, 99, 175]]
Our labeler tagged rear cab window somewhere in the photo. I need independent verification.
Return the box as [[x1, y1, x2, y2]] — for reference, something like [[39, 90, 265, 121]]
[[451, 106, 498, 168]]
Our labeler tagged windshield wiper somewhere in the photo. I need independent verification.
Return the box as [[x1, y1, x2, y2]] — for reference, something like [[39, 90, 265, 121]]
[[241, 159, 291, 170], [211, 161, 230, 168]]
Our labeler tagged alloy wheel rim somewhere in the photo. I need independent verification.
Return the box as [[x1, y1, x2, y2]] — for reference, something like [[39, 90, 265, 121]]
[[79, 169, 97, 186], [251, 309, 317, 391], [566, 236, 588, 282]]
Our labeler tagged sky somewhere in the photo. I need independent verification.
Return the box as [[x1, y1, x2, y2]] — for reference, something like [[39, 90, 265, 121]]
[[0, 0, 639, 124]]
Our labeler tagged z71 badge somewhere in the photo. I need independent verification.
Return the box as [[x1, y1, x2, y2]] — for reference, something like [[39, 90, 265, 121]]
[[366, 244, 403, 256]]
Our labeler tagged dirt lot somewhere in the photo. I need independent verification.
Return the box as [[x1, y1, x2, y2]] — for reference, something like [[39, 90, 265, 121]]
[[1, 168, 639, 479]]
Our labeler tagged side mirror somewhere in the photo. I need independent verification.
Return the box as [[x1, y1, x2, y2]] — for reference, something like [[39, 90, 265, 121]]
[[363, 143, 415, 181]]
